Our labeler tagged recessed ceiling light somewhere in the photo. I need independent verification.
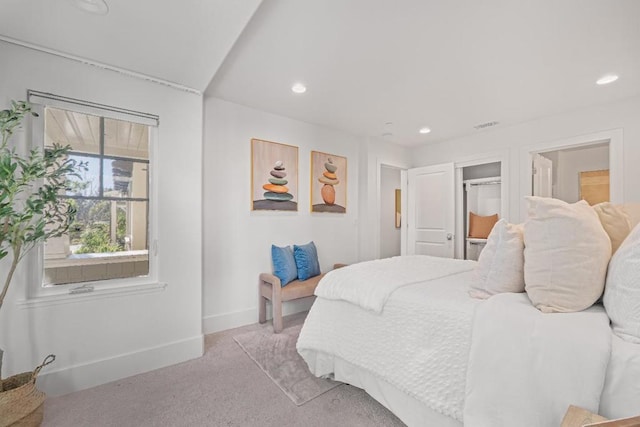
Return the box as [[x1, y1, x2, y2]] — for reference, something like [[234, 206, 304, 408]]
[[73, 0, 109, 15], [596, 74, 619, 85], [291, 83, 307, 94], [419, 127, 431, 134]]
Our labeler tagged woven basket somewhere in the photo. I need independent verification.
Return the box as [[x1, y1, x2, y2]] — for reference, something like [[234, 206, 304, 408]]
[[0, 355, 55, 427]]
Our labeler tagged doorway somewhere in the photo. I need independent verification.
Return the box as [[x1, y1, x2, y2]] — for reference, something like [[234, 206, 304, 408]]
[[461, 162, 502, 260], [453, 153, 508, 260], [520, 128, 623, 220], [379, 165, 402, 258], [533, 142, 610, 205]]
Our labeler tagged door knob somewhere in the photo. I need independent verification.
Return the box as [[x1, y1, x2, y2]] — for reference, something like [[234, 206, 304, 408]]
[[446, 233, 453, 241]]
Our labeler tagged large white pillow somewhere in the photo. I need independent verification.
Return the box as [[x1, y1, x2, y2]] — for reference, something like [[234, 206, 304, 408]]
[[604, 223, 640, 344], [469, 219, 524, 299], [523, 197, 611, 313], [592, 202, 632, 255]]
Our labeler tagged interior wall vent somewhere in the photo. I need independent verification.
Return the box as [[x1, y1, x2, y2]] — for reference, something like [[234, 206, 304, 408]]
[[474, 121, 499, 130]]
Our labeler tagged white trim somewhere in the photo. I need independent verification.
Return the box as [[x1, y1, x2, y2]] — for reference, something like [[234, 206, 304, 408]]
[[202, 298, 314, 334], [17, 281, 167, 309], [519, 128, 623, 221], [36, 334, 203, 397], [454, 167, 465, 259], [0, 35, 202, 95], [25, 109, 160, 301], [400, 169, 408, 256]]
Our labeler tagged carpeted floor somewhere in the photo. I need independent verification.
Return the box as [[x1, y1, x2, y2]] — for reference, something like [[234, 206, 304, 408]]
[[233, 323, 341, 405], [43, 312, 405, 427]]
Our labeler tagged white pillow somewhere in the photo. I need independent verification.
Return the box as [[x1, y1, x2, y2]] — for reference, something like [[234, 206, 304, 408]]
[[523, 197, 611, 313], [469, 219, 524, 299], [604, 223, 640, 344]]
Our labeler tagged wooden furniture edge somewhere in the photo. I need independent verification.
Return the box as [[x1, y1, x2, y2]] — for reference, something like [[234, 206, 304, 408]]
[[258, 263, 347, 333]]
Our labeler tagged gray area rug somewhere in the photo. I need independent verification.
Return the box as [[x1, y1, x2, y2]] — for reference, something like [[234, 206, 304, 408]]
[[233, 324, 341, 406]]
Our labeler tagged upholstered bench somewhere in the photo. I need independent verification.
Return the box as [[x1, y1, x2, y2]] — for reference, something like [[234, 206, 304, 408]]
[[259, 263, 347, 333]]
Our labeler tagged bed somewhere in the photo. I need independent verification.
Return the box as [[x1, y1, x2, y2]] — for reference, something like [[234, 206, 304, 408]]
[[297, 199, 640, 427]]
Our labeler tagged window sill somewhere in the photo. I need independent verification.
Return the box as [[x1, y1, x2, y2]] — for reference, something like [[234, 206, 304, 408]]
[[17, 281, 167, 309], [45, 250, 149, 268]]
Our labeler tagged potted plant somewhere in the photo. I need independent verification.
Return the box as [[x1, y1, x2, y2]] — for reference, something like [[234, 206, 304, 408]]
[[0, 100, 83, 425]]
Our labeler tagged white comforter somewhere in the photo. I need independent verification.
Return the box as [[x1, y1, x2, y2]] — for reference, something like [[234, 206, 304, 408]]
[[298, 256, 616, 427], [300, 268, 479, 421], [315, 255, 475, 313], [464, 293, 611, 427]]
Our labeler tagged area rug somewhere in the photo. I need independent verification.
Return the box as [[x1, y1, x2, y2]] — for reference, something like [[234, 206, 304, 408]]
[[233, 324, 341, 406]]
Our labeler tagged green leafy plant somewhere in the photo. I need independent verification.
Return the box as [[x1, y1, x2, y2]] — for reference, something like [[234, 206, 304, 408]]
[[0, 100, 84, 310], [75, 222, 122, 254]]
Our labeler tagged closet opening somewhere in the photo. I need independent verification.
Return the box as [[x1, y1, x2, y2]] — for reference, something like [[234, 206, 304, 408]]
[[455, 159, 506, 261]]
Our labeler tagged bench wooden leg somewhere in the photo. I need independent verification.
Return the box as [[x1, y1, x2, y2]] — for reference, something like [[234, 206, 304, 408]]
[[258, 294, 267, 324], [272, 289, 283, 333]]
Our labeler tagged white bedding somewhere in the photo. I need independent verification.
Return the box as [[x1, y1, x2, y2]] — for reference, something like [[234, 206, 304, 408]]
[[464, 293, 611, 427], [315, 255, 475, 313], [298, 255, 640, 426], [600, 334, 640, 418], [299, 269, 479, 422]]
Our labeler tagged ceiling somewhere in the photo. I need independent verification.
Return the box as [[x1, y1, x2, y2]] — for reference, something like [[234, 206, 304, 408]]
[[2, 0, 639, 147], [207, 0, 640, 146], [0, 0, 262, 91]]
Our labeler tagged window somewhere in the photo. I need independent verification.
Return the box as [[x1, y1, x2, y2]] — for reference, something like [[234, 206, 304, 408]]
[[41, 106, 152, 286]]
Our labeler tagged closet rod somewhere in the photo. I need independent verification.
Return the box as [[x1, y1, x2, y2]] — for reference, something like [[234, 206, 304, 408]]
[[468, 180, 501, 187]]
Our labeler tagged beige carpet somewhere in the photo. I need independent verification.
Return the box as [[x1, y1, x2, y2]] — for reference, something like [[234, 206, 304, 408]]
[[234, 324, 340, 405], [43, 312, 406, 427]]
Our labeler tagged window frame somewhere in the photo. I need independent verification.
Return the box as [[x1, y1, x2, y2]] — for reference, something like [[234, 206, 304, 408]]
[[21, 96, 162, 304]]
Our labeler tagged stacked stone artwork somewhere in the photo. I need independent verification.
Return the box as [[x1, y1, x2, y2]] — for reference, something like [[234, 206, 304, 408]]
[[318, 158, 339, 205], [262, 160, 294, 202]]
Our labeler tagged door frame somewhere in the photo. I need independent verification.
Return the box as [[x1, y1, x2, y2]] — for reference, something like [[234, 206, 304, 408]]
[[453, 150, 509, 259], [376, 160, 409, 259], [519, 129, 623, 221], [377, 163, 405, 258]]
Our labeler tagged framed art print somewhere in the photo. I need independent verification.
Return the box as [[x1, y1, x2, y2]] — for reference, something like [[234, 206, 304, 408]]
[[310, 151, 346, 213], [251, 139, 298, 211]]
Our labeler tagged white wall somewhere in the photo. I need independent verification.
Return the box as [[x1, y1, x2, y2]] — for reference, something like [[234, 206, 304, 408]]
[[379, 166, 401, 259], [554, 145, 609, 203], [0, 41, 203, 395], [202, 98, 362, 333], [411, 96, 640, 222]]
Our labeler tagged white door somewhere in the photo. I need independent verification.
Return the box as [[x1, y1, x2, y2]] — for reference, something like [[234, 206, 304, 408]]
[[532, 154, 553, 197], [405, 163, 455, 258]]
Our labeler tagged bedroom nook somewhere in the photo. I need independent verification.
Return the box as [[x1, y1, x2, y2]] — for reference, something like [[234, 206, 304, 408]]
[[1, 0, 640, 426]]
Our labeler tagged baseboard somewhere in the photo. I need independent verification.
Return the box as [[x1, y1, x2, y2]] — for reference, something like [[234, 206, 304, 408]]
[[203, 297, 314, 334], [37, 334, 204, 396]]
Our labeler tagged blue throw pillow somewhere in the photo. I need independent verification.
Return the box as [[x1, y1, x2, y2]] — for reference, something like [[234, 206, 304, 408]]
[[293, 241, 321, 281], [271, 245, 298, 286]]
